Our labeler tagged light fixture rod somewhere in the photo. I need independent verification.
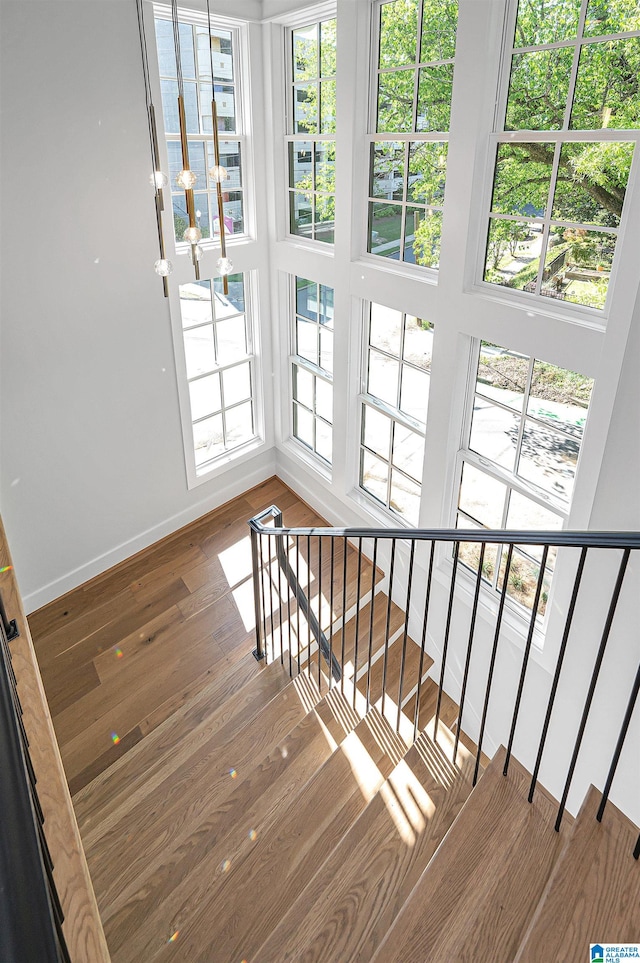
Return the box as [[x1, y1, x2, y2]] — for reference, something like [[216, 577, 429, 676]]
[[206, 0, 230, 295], [136, 0, 169, 295]]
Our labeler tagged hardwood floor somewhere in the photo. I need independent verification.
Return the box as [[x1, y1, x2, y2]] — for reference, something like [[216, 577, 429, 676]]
[[29, 476, 371, 796]]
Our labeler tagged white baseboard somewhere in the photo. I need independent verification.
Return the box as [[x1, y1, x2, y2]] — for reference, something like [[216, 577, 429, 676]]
[[24, 451, 277, 613]]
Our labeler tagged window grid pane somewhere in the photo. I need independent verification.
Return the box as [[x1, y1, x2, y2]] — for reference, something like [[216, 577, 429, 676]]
[[359, 302, 433, 523], [288, 18, 336, 244], [155, 17, 245, 245], [483, 0, 639, 310], [369, 0, 458, 267], [180, 275, 257, 471], [291, 276, 334, 466], [457, 339, 594, 617]]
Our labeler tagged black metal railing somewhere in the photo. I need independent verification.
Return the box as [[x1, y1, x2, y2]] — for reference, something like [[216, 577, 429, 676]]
[[249, 511, 640, 856], [0, 589, 71, 963]]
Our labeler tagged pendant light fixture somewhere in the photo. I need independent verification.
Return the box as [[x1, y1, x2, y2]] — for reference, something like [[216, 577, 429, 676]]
[[171, 0, 201, 280], [206, 0, 232, 295], [135, 0, 171, 295]]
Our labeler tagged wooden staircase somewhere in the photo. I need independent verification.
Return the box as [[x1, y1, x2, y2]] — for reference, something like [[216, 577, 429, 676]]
[[73, 641, 639, 962], [24, 477, 636, 962]]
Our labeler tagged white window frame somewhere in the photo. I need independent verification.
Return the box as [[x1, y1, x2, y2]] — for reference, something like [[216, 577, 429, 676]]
[[362, 0, 459, 274], [474, 0, 640, 322], [285, 10, 337, 248], [289, 274, 334, 471]]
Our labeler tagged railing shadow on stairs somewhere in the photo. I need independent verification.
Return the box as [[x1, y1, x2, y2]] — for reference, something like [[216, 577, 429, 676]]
[[249, 507, 640, 858]]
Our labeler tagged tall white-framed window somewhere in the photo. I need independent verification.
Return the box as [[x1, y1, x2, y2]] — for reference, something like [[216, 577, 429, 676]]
[[290, 276, 334, 466], [179, 274, 258, 475], [366, 0, 458, 268], [455, 339, 594, 618], [358, 302, 433, 524], [287, 17, 337, 244], [480, 0, 639, 313], [154, 10, 247, 246]]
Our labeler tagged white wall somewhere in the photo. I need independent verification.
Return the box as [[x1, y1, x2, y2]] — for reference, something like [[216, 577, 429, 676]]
[[0, 1, 275, 610]]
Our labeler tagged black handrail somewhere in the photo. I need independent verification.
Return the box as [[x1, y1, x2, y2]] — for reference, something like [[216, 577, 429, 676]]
[[249, 508, 640, 855], [248, 517, 640, 551], [0, 591, 70, 962]]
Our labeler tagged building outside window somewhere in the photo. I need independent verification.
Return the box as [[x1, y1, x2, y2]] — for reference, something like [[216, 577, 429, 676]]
[[288, 18, 337, 243], [154, 14, 246, 244], [291, 276, 334, 464], [367, 0, 458, 267]]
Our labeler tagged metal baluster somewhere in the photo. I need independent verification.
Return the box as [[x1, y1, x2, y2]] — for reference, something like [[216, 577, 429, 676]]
[[250, 527, 264, 661], [329, 539, 335, 689], [296, 535, 301, 675], [504, 545, 549, 776], [596, 660, 640, 824], [276, 534, 285, 667], [413, 541, 435, 742], [473, 542, 514, 786], [397, 540, 416, 731], [341, 536, 348, 696], [634, 834, 640, 861], [529, 546, 588, 802], [286, 535, 293, 677], [555, 548, 630, 831], [352, 538, 363, 709], [259, 535, 269, 663], [365, 538, 378, 713], [381, 539, 396, 718], [434, 541, 460, 741], [453, 542, 485, 762], [307, 535, 312, 678], [318, 537, 323, 692], [267, 533, 276, 663]]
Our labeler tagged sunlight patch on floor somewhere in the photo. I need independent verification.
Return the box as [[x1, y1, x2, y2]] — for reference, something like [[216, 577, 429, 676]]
[[340, 729, 385, 803]]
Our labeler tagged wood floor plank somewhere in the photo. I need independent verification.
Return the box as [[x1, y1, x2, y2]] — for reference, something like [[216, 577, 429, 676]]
[[514, 785, 640, 962], [169, 713, 398, 963], [73, 655, 283, 833], [371, 748, 567, 963], [100, 696, 337, 961], [86, 677, 319, 909], [91, 604, 184, 684], [254, 727, 475, 963], [100, 687, 372, 962]]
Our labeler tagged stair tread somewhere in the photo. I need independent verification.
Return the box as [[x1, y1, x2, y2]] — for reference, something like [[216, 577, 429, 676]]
[[300, 593, 405, 682], [99, 686, 363, 962], [357, 629, 434, 710], [261, 530, 385, 648], [371, 747, 568, 963], [515, 785, 640, 963], [73, 654, 287, 831], [170, 709, 402, 963], [255, 721, 475, 963], [84, 671, 320, 906]]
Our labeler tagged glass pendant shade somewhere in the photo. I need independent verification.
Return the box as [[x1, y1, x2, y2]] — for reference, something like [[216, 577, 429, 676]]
[[217, 256, 233, 276], [176, 169, 197, 189], [209, 164, 228, 183], [154, 258, 173, 277], [184, 226, 203, 244], [150, 170, 169, 188]]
